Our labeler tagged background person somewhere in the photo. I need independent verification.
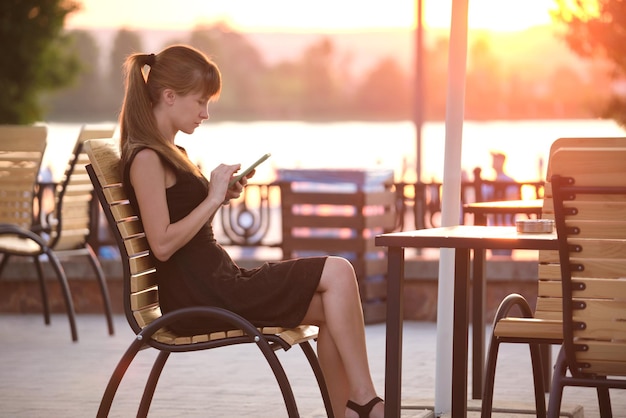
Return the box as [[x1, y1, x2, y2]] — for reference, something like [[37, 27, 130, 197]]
[[482, 151, 519, 255]]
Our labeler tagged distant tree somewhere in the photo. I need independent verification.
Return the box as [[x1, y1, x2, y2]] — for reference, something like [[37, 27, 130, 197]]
[[188, 26, 222, 64], [262, 61, 306, 119], [188, 23, 266, 119], [465, 35, 504, 119], [420, 37, 448, 120], [45, 30, 107, 121], [0, 0, 81, 124], [299, 37, 341, 117], [107, 29, 143, 113], [553, 0, 626, 126], [353, 57, 410, 119]]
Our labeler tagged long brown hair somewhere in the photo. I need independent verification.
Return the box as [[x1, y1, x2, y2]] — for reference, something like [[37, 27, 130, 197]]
[[119, 45, 221, 176]]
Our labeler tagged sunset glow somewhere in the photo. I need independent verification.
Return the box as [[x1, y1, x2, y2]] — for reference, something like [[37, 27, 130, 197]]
[[67, 0, 556, 33]]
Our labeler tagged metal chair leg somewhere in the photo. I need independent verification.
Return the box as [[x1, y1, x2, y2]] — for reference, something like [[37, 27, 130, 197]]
[[481, 336, 500, 418], [37, 251, 78, 341], [32, 254, 51, 325], [300, 341, 334, 418], [97, 336, 146, 418], [85, 243, 115, 335], [540, 343, 552, 392], [254, 336, 300, 417], [597, 384, 613, 418], [529, 342, 547, 418], [138, 351, 170, 418], [547, 347, 566, 418], [43, 251, 77, 341]]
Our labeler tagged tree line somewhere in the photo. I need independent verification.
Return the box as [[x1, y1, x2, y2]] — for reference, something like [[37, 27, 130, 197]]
[[41, 24, 608, 123], [3, 0, 626, 125]]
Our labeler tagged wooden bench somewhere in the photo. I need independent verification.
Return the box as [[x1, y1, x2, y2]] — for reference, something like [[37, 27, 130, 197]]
[[0, 125, 78, 341], [548, 147, 626, 417], [84, 138, 333, 418], [278, 169, 396, 323], [481, 137, 626, 418]]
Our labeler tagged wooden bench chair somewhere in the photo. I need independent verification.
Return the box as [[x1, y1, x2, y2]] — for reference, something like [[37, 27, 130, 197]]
[[480, 137, 626, 418], [548, 147, 626, 417], [0, 125, 78, 341], [84, 138, 333, 418], [43, 125, 117, 335], [278, 170, 396, 323]]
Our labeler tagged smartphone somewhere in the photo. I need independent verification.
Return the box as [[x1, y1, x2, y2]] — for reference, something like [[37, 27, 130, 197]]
[[229, 153, 271, 187]]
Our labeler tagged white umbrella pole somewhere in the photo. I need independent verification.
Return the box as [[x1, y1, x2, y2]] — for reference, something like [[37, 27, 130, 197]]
[[435, 0, 469, 415]]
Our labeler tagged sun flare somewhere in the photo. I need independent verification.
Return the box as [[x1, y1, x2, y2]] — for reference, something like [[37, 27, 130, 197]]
[[425, 0, 555, 32], [67, 0, 556, 33]]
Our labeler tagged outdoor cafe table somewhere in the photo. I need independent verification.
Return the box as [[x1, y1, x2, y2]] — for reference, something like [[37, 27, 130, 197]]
[[462, 198, 544, 395], [375, 225, 558, 418], [463, 199, 544, 227]]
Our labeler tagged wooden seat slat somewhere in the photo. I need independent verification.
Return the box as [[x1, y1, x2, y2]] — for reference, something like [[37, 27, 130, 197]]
[[535, 297, 563, 315], [102, 186, 126, 203], [111, 204, 136, 221], [494, 317, 563, 340], [568, 258, 626, 278], [568, 238, 626, 258], [129, 254, 156, 276], [117, 219, 144, 239], [0, 235, 41, 254], [575, 341, 626, 362], [133, 305, 162, 328], [123, 236, 150, 255], [580, 362, 626, 376]]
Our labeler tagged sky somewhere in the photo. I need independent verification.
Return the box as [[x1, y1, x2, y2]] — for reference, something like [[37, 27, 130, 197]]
[[66, 0, 557, 33]]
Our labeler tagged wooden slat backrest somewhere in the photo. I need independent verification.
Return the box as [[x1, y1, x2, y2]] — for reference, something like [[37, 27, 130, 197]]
[[0, 125, 48, 229], [83, 138, 160, 334], [535, 178, 561, 319], [50, 125, 116, 250], [546, 137, 626, 180], [551, 147, 626, 186], [534, 142, 626, 320], [542, 137, 626, 219], [552, 147, 626, 377]]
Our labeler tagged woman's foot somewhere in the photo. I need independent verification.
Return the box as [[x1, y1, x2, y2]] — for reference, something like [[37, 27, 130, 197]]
[[346, 396, 384, 418]]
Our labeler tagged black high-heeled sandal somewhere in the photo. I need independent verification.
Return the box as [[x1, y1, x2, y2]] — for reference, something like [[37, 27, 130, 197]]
[[346, 396, 383, 418]]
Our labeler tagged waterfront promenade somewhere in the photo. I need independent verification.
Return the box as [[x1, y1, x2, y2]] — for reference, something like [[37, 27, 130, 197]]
[[2, 314, 624, 417]]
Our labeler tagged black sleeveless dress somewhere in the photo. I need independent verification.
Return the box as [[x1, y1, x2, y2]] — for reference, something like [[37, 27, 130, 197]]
[[124, 148, 326, 335]]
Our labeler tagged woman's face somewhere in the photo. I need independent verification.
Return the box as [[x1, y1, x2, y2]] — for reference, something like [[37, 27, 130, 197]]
[[171, 90, 210, 135]]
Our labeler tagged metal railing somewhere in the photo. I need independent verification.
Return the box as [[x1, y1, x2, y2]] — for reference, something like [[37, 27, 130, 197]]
[[89, 178, 545, 256], [215, 177, 544, 248]]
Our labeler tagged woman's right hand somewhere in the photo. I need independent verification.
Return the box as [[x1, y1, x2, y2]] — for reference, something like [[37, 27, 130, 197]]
[[208, 163, 241, 203]]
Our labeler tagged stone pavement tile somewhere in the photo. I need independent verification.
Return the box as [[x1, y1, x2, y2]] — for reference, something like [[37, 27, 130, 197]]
[[405, 399, 583, 418], [1, 314, 625, 417]]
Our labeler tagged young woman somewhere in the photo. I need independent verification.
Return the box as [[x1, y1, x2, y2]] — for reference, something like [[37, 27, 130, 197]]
[[119, 44, 384, 418]]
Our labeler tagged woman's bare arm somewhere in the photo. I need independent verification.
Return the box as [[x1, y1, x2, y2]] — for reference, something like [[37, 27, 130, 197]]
[[130, 148, 240, 261]]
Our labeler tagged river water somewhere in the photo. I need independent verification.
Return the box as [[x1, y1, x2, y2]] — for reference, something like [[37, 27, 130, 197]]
[[43, 118, 625, 185]]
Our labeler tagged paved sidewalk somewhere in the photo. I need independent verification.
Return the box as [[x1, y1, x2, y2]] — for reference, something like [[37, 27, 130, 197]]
[[1, 314, 624, 417]]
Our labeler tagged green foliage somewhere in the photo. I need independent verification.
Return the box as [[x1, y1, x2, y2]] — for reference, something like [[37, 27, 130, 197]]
[[107, 29, 144, 113], [553, 0, 626, 127], [0, 0, 81, 124], [188, 24, 266, 118], [44, 30, 108, 121], [354, 57, 410, 118]]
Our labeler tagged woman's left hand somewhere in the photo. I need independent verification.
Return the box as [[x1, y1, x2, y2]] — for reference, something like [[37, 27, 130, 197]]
[[224, 178, 244, 202], [223, 169, 255, 204]]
